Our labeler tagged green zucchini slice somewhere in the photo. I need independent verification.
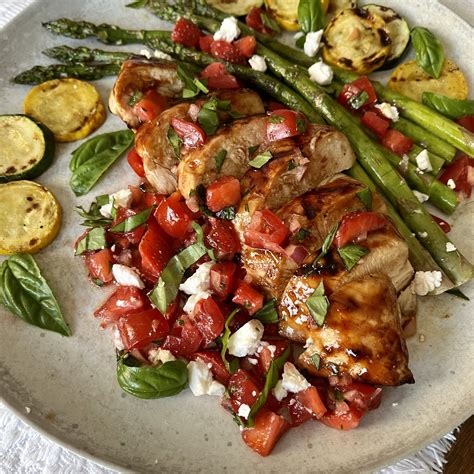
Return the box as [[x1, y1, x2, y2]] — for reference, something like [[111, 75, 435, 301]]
[[0, 115, 55, 183]]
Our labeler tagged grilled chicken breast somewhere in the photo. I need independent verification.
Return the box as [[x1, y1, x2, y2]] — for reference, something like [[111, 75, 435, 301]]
[[109, 58, 184, 129], [281, 272, 413, 386]]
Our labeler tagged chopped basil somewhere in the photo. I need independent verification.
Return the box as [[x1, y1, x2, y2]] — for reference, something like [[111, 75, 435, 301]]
[[260, 11, 280, 33], [177, 64, 209, 98], [446, 288, 470, 301], [246, 346, 290, 427], [295, 34, 306, 49], [74, 226, 107, 255], [92, 278, 104, 287], [287, 159, 297, 170], [229, 110, 245, 119], [305, 281, 329, 327], [348, 91, 369, 110], [337, 244, 369, 271], [248, 144, 259, 155], [421, 92, 474, 120], [356, 187, 372, 210], [110, 206, 154, 233], [295, 228, 309, 241], [75, 195, 112, 228], [312, 223, 338, 266], [167, 127, 182, 159], [192, 184, 214, 216], [311, 353, 321, 370], [214, 149, 227, 172], [198, 107, 219, 136], [296, 116, 308, 134], [192, 221, 216, 260], [203, 97, 230, 112], [249, 150, 273, 169], [269, 114, 284, 124], [220, 308, 240, 374], [334, 389, 345, 402], [253, 299, 279, 324], [216, 206, 236, 220], [127, 89, 143, 106]]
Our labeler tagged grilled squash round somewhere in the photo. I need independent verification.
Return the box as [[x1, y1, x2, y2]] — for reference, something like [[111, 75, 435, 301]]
[[206, 0, 263, 16], [24, 78, 106, 143], [323, 8, 391, 74], [388, 59, 468, 102], [265, 0, 329, 31], [0, 180, 61, 254]]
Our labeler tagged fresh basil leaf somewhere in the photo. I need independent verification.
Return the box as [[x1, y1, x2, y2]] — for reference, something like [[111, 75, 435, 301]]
[[446, 288, 470, 301], [93, 278, 104, 287], [74, 227, 107, 255], [247, 346, 290, 427], [229, 110, 245, 119], [298, 0, 324, 34], [203, 97, 230, 112], [356, 187, 372, 210], [117, 356, 188, 399], [220, 308, 240, 374], [193, 184, 214, 217], [70, 129, 134, 196], [183, 88, 199, 99], [248, 144, 259, 155], [177, 64, 208, 98], [192, 221, 215, 260], [197, 106, 219, 136], [95, 194, 110, 207], [311, 353, 320, 370], [127, 89, 143, 106], [295, 228, 309, 241], [312, 223, 338, 266], [216, 206, 236, 220], [110, 206, 153, 233], [253, 299, 279, 324], [421, 92, 474, 120], [75, 197, 112, 228], [167, 127, 182, 159], [0, 254, 71, 336], [295, 34, 306, 49], [348, 91, 369, 110], [305, 280, 329, 327], [249, 150, 273, 168], [194, 77, 209, 94], [296, 115, 308, 133], [214, 149, 227, 172], [126, 0, 149, 8], [337, 244, 369, 271], [410, 27, 445, 79], [260, 11, 280, 33]]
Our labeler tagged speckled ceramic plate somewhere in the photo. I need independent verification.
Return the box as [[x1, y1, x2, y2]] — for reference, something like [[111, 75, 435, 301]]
[[0, 1, 473, 472]]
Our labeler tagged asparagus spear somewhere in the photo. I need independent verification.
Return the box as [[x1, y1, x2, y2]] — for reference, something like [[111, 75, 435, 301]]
[[13, 63, 120, 84], [43, 45, 131, 64]]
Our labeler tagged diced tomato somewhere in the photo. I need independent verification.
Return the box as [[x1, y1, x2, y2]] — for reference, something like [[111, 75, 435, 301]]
[[296, 387, 327, 419], [334, 210, 388, 248], [118, 309, 170, 351], [138, 220, 173, 280], [200, 62, 240, 89], [171, 118, 207, 148], [206, 217, 241, 258], [338, 77, 377, 110], [190, 351, 231, 385], [210, 40, 246, 63], [228, 369, 261, 412], [430, 214, 451, 233], [235, 36, 256, 58], [381, 129, 413, 155], [457, 115, 474, 133], [154, 192, 193, 239], [242, 409, 289, 457], [110, 208, 147, 246], [200, 62, 228, 78], [286, 396, 313, 426], [206, 176, 241, 212], [361, 111, 390, 138], [133, 90, 168, 123], [171, 18, 201, 48], [191, 296, 225, 345], [232, 281, 264, 315], [266, 109, 307, 142], [439, 155, 474, 198], [210, 262, 237, 298], [127, 148, 145, 177], [94, 286, 148, 324], [244, 209, 289, 252], [320, 405, 364, 430], [199, 35, 214, 53], [85, 248, 114, 284], [144, 192, 166, 208], [162, 318, 203, 356], [340, 383, 382, 412], [257, 340, 289, 375], [245, 7, 275, 35]]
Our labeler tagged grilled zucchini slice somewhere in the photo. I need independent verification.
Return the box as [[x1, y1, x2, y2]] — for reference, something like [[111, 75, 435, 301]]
[[24, 78, 106, 143], [0, 115, 55, 183], [0, 180, 61, 254], [323, 8, 391, 74], [206, 0, 263, 16], [265, 0, 329, 31], [364, 4, 410, 68], [327, 0, 357, 16], [388, 59, 468, 102]]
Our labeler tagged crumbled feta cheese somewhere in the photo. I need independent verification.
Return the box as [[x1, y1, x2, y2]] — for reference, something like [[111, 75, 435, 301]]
[[148, 348, 176, 365], [248, 54, 267, 72], [308, 60, 333, 85], [112, 264, 144, 289], [187, 359, 225, 396], [213, 17, 240, 42], [446, 242, 457, 252], [303, 30, 323, 57], [154, 49, 173, 60], [415, 149, 432, 172], [180, 262, 214, 313], [281, 362, 311, 393], [208, 380, 226, 396], [267, 345, 276, 356], [251, 390, 257, 396], [140, 48, 151, 59], [410, 271, 443, 296], [446, 179, 456, 189], [237, 403, 251, 419], [413, 190, 429, 203], [99, 203, 113, 218], [272, 380, 288, 402], [374, 102, 399, 122], [182, 292, 210, 314], [294, 31, 304, 41], [418, 232, 428, 239], [112, 189, 133, 209], [247, 358, 258, 365], [227, 320, 264, 357], [112, 327, 124, 350]]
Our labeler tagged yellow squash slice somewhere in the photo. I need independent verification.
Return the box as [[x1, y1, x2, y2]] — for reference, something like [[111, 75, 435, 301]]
[[323, 8, 391, 74], [388, 59, 469, 102], [0, 181, 61, 254], [265, 0, 329, 31], [206, 0, 263, 16], [24, 78, 106, 143]]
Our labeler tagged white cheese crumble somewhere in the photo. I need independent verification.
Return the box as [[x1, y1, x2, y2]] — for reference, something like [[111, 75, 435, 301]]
[[248, 54, 267, 72], [294, 32, 304, 41], [410, 271, 443, 296], [213, 16, 240, 42], [272, 379, 288, 402], [139, 48, 151, 59], [446, 242, 457, 252], [418, 232, 428, 239], [227, 320, 264, 357], [148, 348, 176, 366], [374, 102, 399, 122], [112, 327, 124, 350], [415, 149, 432, 172], [413, 190, 429, 203], [154, 49, 173, 60], [187, 359, 225, 397], [399, 154, 409, 169], [180, 262, 214, 314], [303, 30, 323, 57], [237, 403, 251, 419], [308, 60, 333, 85], [100, 188, 133, 217], [446, 178, 456, 189], [281, 362, 311, 393], [112, 264, 144, 289]]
